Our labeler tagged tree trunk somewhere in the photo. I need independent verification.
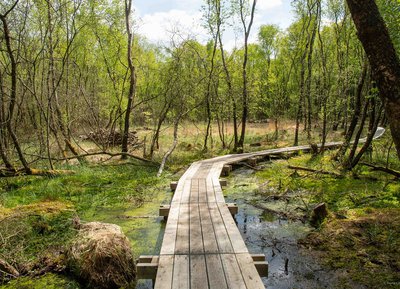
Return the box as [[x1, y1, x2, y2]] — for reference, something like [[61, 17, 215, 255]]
[[335, 60, 368, 159], [344, 98, 369, 166], [346, 0, 400, 159], [157, 114, 181, 177], [237, 0, 257, 153], [121, 0, 136, 159], [218, 22, 237, 151], [1, 4, 30, 173]]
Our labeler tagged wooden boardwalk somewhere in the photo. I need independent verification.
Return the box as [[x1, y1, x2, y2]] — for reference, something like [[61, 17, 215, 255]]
[[153, 144, 343, 289], [138, 127, 385, 289]]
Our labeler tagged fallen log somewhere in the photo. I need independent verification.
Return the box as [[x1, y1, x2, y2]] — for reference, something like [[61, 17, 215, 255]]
[[0, 258, 20, 279], [359, 162, 400, 178], [287, 165, 343, 178], [0, 168, 75, 177], [26, 151, 158, 166]]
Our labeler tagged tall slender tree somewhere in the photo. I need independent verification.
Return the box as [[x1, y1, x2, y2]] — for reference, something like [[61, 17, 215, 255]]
[[121, 0, 136, 158], [237, 0, 257, 152], [346, 0, 400, 159]]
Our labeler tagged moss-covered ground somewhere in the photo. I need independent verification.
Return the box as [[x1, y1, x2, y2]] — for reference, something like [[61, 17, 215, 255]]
[[1, 273, 80, 289], [0, 162, 168, 288], [254, 147, 400, 289]]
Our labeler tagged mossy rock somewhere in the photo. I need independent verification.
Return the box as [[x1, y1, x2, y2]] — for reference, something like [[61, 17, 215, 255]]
[[67, 222, 136, 289]]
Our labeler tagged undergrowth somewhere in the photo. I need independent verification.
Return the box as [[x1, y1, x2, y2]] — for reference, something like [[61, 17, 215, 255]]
[[254, 147, 399, 288], [0, 163, 166, 219]]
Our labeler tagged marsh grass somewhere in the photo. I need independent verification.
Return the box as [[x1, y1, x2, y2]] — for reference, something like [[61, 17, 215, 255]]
[[254, 145, 399, 288], [0, 163, 166, 219]]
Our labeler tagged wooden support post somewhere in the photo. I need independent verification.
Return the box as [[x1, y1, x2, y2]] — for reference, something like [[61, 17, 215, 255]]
[[262, 155, 271, 161], [247, 157, 260, 167], [219, 179, 227, 187], [170, 181, 178, 192], [221, 164, 232, 176], [159, 205, 170, 220], [251, 254, 268, 277], [137, 255, 159, 280], [226, 203, 238, 216], [251, 254, 266, 262]]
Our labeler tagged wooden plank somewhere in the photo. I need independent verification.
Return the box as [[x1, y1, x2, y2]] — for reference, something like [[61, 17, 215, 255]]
[[190, 178, 199, 203], [138, 255, 159, 263], [190, 203, 204, 253], [218, 202, 248, 254], [190, 254, 208, 289], [251, 254, 266, 262], [175, 203, 190, 254], [208, 202, 233, 253], [198, 178, 207, 203], [199, 203, 219, 253], [236, 253, 266, 288], [160, 203, 180, 255], [172, 255, 189, 289], [154, 255, 174, 289], [206, 178, 217, 203], [180, 179, 192, 204], [205, 254, 228, 289], [220, 254, 247, 289], [212, 177, 226, 203]]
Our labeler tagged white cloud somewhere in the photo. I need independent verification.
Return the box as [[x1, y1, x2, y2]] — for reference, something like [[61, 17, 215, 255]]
[[257, 0, 283, 11], [134, 0, 291, 51], [137, 9, 207, 43], [136, 9, 208, 45]]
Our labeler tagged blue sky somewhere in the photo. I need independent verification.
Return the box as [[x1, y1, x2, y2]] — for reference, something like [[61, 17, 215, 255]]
[[134, 0, 294, 49]]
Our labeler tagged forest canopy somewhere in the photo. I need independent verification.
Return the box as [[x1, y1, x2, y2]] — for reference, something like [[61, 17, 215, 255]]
[[0, 0, 399, 174]]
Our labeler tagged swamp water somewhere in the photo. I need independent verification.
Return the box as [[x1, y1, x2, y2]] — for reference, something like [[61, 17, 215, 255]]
[[224, 166, 355, 289], [134, 165, 359, 289], [2, 164, 359, 289]]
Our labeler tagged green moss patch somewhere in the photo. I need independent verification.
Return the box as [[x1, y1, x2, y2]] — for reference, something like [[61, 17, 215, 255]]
[[255, 152, 400, 211], [0, 273, 79, 289], [301, 208, 400, 289], [0, 201, 78, 283]]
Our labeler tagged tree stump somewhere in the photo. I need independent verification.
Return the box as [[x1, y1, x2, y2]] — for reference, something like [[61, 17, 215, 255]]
[[310, 203, 328, 227]]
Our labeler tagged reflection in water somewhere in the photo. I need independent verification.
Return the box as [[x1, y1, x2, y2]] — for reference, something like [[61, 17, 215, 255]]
[[121, 166, 356, 289], [225, 166, 367, 289]]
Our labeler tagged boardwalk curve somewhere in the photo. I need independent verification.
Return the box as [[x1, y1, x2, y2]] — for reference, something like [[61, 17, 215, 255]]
[[139, 128, 385, 289]]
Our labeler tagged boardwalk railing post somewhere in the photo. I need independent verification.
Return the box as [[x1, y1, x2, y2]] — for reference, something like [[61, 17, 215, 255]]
[[221, 164, 232, 176], [251, 254, 268, 277], [219, 179, 227, 187], [137, 255, 159, 286], [159, 205, 170, 220], [170, 181, 178, 192]]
